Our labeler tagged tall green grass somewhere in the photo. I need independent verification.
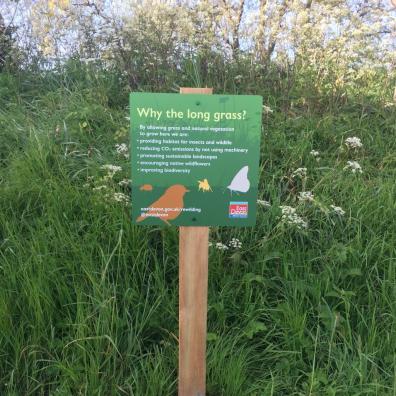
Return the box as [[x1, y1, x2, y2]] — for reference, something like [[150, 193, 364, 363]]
[[0, 62, 395, 395]]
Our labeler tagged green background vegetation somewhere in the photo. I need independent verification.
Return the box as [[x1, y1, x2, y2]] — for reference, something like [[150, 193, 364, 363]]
[[0, 60, 396, 395]]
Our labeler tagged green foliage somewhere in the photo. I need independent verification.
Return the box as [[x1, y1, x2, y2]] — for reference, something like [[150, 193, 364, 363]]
[[0, 62, 395, 395]]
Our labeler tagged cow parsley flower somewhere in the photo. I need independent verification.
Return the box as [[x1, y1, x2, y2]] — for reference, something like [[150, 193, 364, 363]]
[[115, 143, 129, 159], [257, 199, 271, 208], [310, 150, 320, 157], [344, 160, 363, 173], [93, 185, 108, 191], [330, 205, 345, 216], [215, 242, 229, 251], [262, 105, 273, 114], [292, 167, 307, 178], [113, 192, 129, 205], [280, 205, 296, 215], [280, 205, 308, 230], [228, 238, 242, 249], [100, 164, 123, 180], [298, 191, 314, 202], [101, 164, 122, 173], [118, 178, 131, 187], [345, 137, 363, 149]]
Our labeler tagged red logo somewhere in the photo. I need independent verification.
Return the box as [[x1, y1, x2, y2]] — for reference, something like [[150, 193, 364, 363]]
[[229, 202, 248, 218]]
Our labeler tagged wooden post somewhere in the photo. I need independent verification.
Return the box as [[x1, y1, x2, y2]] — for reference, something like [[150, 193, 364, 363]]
[[179, 87, 212, 396]]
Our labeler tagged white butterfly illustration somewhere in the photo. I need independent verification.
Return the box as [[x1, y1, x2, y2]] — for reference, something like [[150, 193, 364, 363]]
[[227, 165, 250, 193]]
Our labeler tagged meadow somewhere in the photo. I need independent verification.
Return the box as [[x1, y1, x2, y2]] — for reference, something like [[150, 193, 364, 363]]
[[0, 61, 396, 395]]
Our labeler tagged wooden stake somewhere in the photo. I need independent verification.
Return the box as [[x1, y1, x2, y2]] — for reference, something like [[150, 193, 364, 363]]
[[179, 87, 212, 396], [179, 226, 209, 396]]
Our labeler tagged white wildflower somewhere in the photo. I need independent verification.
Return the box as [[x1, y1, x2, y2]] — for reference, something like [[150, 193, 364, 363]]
[[298, 191, 314, 202], [215, 242, 229, 251], [344, 160, 363, 174], [257, 199, 271, 208], [113, 192, 129, 205], [115, 143, 128, 152], [330, 205, 345, 216], [101, 164, 122, 173], [93, 185, 108, 191], [280, 205, 296, 215], [228, 238, 242, 249], [292, 167, 307, 178], [310, 150, 320, 157], [208, 242, 213, 247], [102, 174, 114, 182], [118, 178, 131, 187], [345, 137, 363, 149], [115, 143, 129, 159], [234, 75, 243, 80], [384, 102, 395, 108], [279, 205, 308, 230], [262, 105, 273, 114]]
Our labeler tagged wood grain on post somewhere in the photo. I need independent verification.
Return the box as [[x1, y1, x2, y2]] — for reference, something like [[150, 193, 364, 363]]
[[179, 86, 212, 396]]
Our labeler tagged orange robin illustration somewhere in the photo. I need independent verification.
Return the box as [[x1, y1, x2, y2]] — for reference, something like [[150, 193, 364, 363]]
[[136, 184, 189, 225], [140, 184, 153, 191]]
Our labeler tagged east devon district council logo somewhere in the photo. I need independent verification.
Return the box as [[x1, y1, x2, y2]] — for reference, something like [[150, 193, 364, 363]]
[[229, 202, 248, 218]]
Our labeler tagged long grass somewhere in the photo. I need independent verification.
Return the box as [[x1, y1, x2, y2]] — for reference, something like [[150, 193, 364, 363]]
[[0, 62, 395, 395]]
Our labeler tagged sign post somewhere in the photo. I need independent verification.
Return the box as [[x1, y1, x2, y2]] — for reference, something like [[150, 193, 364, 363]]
[[179, 225, 209, 396], [178, 87, 212, 396], [130, 88, 262, 395]]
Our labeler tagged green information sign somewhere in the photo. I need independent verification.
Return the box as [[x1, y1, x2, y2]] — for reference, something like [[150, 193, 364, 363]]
[[130, 92, 262, 226]]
